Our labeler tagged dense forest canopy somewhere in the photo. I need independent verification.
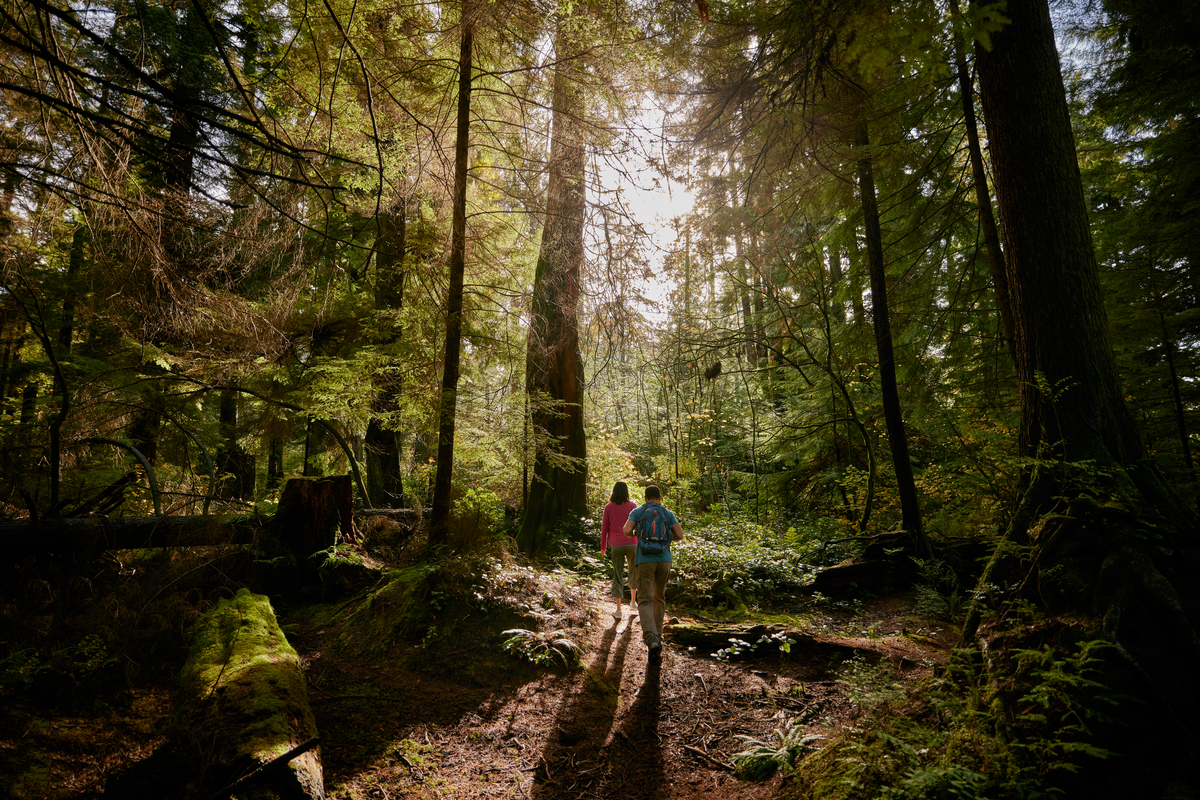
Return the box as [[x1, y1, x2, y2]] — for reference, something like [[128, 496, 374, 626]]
[[4, 0, 1200, 795], [1, 0, 1194, 530]]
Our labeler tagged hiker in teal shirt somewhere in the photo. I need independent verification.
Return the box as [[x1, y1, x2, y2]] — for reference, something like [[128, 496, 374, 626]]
[[623, 485, 683, 662]]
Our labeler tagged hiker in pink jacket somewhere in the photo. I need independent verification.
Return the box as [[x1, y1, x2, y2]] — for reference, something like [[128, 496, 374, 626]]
[[600, 481, 638, 621]]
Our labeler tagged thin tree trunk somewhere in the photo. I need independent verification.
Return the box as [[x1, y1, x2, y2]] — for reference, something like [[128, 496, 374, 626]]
[[948, 0, 1016, 363], [57, 225, 85, 355], [430, 2, 474, 539], [366, 204, 406, 508], [1157, 307, 1196, 481], [856, 123, 931, 558]]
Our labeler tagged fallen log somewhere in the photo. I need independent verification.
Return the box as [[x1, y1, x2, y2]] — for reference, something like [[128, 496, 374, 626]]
[[177, 588, 324, 798], [808, 559, 892, 592], [356, 508, 430, 524], [106, 589, 324, 798], [665, 623, 862, 662], [3, 515, 260, 555]]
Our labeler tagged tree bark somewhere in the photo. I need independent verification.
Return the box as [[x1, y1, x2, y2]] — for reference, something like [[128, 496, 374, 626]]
[[968, 1, 1200, 785], [216, 386, 254, 500], [948, 0, 1016, 364], [5, 515, 259, 555], [517, 6, 589, 553], [275, 475, 353, 559], [56, 224, 85, 355], [430, 2, 474, 540], [973, 0, 1172, 510]]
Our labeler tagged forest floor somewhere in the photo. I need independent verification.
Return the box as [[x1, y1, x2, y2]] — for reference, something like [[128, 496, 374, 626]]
[[287, 562, 959, 800], [2, 558, 959, 800]]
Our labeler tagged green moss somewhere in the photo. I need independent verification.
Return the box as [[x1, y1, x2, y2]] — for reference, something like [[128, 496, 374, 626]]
[[332, 564, 439, 656], [784, 737, 857, 800], [0, 742, 51, 799], [312, 545, 380, 598], [177, 588, 317, 765]]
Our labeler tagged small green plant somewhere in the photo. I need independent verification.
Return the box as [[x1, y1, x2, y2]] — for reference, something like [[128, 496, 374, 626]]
[[732, 723, 823, 780], [840, 655, 906, 709], [501, 628, 583, 668], [912, 559, 963, 622], [712, 631, 796, 662], [419, 625, 439, 648]]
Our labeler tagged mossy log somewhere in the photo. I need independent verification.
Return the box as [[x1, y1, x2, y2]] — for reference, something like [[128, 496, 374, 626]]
[[176, 588, 324, 799], [357, 508, 430, 524]]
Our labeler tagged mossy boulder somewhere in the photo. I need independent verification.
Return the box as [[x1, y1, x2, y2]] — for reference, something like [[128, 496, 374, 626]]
[[332, 565, 441, 657], [311, 545, 380, 599]]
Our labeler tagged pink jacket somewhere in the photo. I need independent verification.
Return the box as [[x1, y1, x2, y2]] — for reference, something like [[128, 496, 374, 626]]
[[601, 500, 638, 552]]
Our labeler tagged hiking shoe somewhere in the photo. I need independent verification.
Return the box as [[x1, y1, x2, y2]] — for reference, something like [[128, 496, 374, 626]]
[[648, 642, 662, 663], [645, 632, 661, 653], [612, 608, 622, 621]]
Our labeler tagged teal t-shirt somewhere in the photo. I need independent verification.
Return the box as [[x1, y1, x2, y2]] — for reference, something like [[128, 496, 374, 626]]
[[628, 502, 679, 565]]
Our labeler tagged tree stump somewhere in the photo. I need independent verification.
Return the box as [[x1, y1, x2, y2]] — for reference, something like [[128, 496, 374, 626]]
[[275, 475, 354, 559]]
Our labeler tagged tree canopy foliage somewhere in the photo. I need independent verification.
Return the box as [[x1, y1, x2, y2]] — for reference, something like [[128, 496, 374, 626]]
[[1, 0, 1194, 534]]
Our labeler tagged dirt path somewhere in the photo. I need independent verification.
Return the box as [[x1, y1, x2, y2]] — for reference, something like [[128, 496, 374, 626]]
[[308, 576, 955, 799]]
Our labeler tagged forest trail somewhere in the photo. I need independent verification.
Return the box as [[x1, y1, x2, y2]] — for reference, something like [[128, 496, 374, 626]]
[[0, 563, 955, 799], [303, 573, 957, 799]]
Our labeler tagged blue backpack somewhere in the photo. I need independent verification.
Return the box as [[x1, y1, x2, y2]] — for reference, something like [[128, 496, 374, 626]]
[[636, 504, 671, 557]]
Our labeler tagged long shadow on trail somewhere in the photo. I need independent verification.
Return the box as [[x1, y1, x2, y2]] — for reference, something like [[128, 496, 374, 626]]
[[531, 619, 644, 799], [600, 658, 664, 799]]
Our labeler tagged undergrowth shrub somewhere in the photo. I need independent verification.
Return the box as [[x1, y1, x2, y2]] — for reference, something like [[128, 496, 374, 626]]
[[669, 510, 842, 609], [911, 559, 963, 622], [500, 628, 583, 669], [541, 513, 609, 580], [794, 638, 1119, 799]]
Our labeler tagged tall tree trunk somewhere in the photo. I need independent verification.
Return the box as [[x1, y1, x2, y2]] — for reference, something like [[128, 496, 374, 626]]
[[516, 7, 589, 554], [728, 164, 757, 364], [216, 386, 253, 500], [429, 3, 474, 539], [855, 123, 931, 558], [1157, 306, 1196, 482], [848, 230, 867, 329], [366, 204, 406, 508], [968, 1, 1200, 786], [57, 224, 85, 355], [267, 438, 284, 494], [973, 0, 1163, 505]]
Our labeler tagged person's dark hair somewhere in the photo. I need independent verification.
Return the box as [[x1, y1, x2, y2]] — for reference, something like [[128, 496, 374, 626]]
[[644, 485, 662, 500], [611, 481, 630, 505]]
